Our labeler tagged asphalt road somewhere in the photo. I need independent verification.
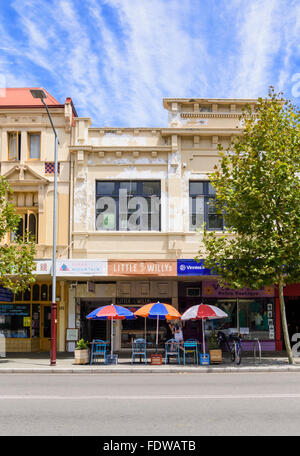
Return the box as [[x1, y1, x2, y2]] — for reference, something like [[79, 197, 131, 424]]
[[0, 372, 300, 436]]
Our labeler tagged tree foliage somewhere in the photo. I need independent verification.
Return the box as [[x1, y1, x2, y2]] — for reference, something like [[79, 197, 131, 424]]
[[0, 176, 36, 292]]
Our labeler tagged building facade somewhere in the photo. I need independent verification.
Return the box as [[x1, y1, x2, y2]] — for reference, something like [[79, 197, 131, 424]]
[[0, 88, 76, 352], [0, 91, 290, 353], [66, 97, 278, 352]]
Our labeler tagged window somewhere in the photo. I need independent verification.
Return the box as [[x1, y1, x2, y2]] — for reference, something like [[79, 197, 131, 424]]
[[96, 181, 161, 231], [28, 133, 40, 159], [0, 303, 30, 338], [189, 181, 223, 231], [11, 211, 38, 243], [8, 132, 21, 160], [204, 299, 274, 341]]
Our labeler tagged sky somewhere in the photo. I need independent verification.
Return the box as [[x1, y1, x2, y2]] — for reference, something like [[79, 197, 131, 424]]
[[0, 0, 299, 127]]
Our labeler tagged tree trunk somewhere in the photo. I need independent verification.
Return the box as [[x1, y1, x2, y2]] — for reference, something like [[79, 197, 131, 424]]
[[278, 281, 295, 365]]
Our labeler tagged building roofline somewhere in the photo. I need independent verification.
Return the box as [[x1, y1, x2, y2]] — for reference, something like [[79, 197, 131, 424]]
[[163, 98, 258, 108]]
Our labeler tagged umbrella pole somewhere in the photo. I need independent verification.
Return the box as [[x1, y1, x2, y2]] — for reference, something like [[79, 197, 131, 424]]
[[111, 317, 113, 357], [202, 319, 205, 354], [144, 317, 147, 342], [156, 315, 159, 353]]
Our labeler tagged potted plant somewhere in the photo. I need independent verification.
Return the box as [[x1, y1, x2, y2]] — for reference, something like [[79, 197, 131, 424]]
[[208, 330, 222, 364], [74, 339, 90, 365]]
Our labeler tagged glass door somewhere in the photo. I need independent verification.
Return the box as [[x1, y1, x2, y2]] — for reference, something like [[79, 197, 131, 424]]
[[40, 304, 51, 351]]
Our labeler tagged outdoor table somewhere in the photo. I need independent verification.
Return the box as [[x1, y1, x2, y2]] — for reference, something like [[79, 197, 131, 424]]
[[89, 341, 110, 365]]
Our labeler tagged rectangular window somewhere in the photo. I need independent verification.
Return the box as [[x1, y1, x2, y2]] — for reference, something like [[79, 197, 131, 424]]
[[204, 299, 274, 341], [96, 181, 161, 231], [28, 133, 40, 159], [0, 303, 30, 338], [189, 181, 223, 231], [8, 132, 21, 160]]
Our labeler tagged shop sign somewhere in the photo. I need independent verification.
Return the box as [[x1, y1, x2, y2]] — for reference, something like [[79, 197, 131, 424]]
[[34, 260, 52, 275], [0, 304, 29, 316], [109, 260, 177, 276], [177, 259, 212, 276], [56, 259, 108, 277], [117, 298, 168, 305], [202, 281, 275, 298], [23, 317, 31, 327]]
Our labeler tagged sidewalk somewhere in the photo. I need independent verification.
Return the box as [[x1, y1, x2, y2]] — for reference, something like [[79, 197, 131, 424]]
[[1, 351, 300, 373]]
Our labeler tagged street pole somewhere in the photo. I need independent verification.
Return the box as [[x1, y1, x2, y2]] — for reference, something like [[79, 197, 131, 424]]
[[30, 89, 58, 366], [50, 132, 58, 366]]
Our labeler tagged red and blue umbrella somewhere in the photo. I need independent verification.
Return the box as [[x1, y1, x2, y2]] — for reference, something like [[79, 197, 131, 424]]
[[86, 304, 136, 356], [134, 302, 181, 350]]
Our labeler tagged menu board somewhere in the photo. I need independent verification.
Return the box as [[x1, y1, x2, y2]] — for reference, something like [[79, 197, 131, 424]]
[[66, 328, 79, 341]]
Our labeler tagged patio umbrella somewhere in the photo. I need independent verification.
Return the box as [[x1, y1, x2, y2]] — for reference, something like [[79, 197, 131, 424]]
[[86, 304, 136, 357], [181, 304, 228, 354], [134, 302, 181, 352]]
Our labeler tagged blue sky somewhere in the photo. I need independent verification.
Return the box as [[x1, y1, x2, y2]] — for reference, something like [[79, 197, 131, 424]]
[[0, 0, 299, 127]]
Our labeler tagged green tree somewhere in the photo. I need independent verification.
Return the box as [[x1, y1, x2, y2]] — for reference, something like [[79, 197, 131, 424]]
[[0, 176, 36, 293], [198, 88, 300, 364]]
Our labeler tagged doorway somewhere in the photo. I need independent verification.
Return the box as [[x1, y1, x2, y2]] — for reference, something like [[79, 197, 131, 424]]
[[40, 304, 52, 351], [80, 300, 110, 343]]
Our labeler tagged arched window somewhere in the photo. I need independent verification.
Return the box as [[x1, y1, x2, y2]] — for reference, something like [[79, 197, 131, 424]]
[[41, 284, 48, 301], [32, 284, 40, 301]]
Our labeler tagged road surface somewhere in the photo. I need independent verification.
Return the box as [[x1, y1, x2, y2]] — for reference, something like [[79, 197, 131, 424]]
[[0, 372, 299, 436]]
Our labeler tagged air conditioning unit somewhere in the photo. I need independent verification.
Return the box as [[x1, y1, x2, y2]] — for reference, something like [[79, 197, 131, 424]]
[[186, 287, 201, 297]]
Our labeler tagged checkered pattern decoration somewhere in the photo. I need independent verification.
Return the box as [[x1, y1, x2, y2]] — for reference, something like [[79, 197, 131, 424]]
[[45, 162, 60, 174]]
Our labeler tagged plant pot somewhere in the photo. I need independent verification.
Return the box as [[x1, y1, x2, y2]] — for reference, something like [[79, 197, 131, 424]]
[[74, 348, 89, 365], [209, 349, 222, 364]]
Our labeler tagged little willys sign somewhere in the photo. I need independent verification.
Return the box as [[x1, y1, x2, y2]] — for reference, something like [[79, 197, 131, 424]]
[[108, 260, 177, 276]]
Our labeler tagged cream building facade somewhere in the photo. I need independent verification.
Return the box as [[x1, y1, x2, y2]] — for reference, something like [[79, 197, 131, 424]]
[[0, 88, 76, 352], [68, 98, 268, 352], [0, 92, 278, 353]]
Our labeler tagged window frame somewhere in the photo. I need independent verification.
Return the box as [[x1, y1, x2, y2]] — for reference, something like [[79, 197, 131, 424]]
[[10, 209, 38, 243], [95, 180, 161, 232], [7, 131, 21, 161], [189, 180, 224, 231], [28, 132, 41, 161]]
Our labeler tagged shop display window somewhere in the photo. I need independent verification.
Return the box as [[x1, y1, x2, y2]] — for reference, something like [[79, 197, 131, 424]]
[[121, 317, 169, 348], [203, 298, 274, 340], [0, 304, 30, 338]]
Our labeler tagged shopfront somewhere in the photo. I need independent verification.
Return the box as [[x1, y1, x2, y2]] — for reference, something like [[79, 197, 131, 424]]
[[0, 282, 59, 352], [275, 283, 300, 351], [109, 260, 178, 349], [178, 259, 277, 350], [201, 280, 276, 350]]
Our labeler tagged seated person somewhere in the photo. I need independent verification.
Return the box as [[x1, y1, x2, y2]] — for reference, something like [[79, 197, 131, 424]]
[[172, 322, 184, 351]]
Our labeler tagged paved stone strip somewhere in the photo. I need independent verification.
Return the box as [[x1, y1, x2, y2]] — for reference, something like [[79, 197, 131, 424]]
[[1, 365, 300, 373]]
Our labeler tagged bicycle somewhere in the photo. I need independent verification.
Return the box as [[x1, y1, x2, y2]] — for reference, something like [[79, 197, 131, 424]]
[[217, 331, 242, 365], [231, 334, 242, 365]]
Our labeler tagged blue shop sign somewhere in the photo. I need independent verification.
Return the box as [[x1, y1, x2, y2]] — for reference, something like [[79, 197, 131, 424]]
[[177, 259, 212, 276], [0, 287, 13, 302]]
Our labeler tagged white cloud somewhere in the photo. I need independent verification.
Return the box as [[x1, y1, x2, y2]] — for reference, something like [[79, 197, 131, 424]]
[[0, 0, 298, 125]]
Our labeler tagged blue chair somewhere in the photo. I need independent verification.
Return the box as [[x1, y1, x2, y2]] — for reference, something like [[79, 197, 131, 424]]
[[131, 338, 147, 364], [183, 340, 199, 365], [165, 338, 181, 364], [90, 339, 107, 365]]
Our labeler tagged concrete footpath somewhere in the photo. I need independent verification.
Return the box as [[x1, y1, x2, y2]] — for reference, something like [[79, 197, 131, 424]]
[[1, 351, 300, 373]]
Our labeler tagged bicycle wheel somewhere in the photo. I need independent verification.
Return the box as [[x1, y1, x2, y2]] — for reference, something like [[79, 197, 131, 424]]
[[231, 341, 236, 362], [236, 344, 242, 365]]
